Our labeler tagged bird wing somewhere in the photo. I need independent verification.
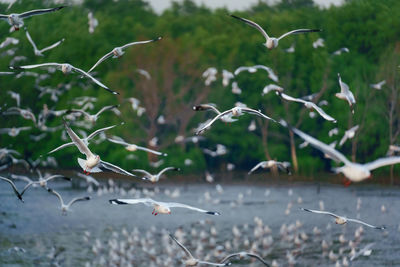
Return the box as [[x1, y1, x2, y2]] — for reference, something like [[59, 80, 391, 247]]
[[193, 104, 221, 114], [25, 29, 38, 52], [20, 181, 35, 196], [310, 103, 337, 122], [0, 15, 8, 20], [87, 50, 114, 73], [47, 142, 74, 154], [87, 124, 120, 140], [231, 15, 269, 40], [300, 208, 340, 218], [278, 29, 321, 40], [63, 119, 94, 158], [290, 126, 351, 165], [70, 65, 118, 94], [339, 134, 348, 147], [19, 6, 65, 19], [11, 62, 62, 70], [134, 145, 167, 156], [347, 218, 385, 229], [120, 36, 162, 50], [165, 202, 220, 215], [246, 253, 271, 266], [234, 66, 250, 76], [241, 107, 276, 122], [95, 104, 119, 117], [131, 169, 152, 177], [99, 160, 136, 177], [109, 198, 157, 207], [363, 156, 400, 171], [169, 234, 194, 259], [195, 109, 233, 135], [47, 188, 64, 206], [107, 136, 130, 146], [67, 196, 90, 208], [279, 92, 306, 104], [0, 176, 22, 200], [197, 261, 229, 267], [39, 38, 64, 53], [45, 174, 68, 182], [248, 162, 265, 175], [157, 167, 179, 178]]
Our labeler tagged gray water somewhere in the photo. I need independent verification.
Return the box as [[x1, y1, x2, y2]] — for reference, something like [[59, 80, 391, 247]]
[[1, 178, 399, 266]]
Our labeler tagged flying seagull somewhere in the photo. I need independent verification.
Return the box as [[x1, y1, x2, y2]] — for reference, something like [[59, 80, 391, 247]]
[[221, 252, 270, 266], [132, 167, 180, 183], [10, 63, 118, 94], [0, 176, 30, 202], [107, 136, 167, 156], [248, 160, 291, 175], [66, 104, 119, 123], [0, 6, 65, 31], [195, 106, 276, 135], [336, 73, 356, 114], [231, 14, 321, 49], [300, 208, 385, 230], [277, 92, 337, 122], [234, 64, 278, 82], [62, 119, 136, 177], [109, 198, 220, 216], [339, 125, 359, 147], [286, 122, 400, 182], [47, 188, 90, 215], [25, 28, 64, 56], [193, 104, 238, 123], [87, 37, 162, 73], [370, 80, 386, 90], [169, 234, 230, 266]]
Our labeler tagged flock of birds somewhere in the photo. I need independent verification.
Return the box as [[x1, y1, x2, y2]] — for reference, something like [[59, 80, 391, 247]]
[[0, 5, 397, 267]]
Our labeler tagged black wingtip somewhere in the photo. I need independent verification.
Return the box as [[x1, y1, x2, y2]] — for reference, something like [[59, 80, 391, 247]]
[[47, 188, 53, 193], [109, 199, 127, 205], [206, 211, 220, 216], [154, 36, 162, 42], [84, 196, 91, 200], [174, 168, 181, 171]]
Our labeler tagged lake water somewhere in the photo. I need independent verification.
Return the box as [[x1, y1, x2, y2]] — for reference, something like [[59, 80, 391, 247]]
[[1, 176, 399, 266]]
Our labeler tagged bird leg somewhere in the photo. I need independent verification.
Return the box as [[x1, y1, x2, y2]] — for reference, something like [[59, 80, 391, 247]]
[[342, 178, 351, 187], [154, 213, 158, 216], [152, 209, 155, 215]]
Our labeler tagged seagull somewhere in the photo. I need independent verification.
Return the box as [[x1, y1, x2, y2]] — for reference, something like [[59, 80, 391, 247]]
[[300, 208, 385, 230], [0, 126, 31, 137], [202, 67, 218, 86], [284, 43, 295, 53], [25, 28, 64, 56], [248, 160, 291, 175], [0, 176, 29, 202], [10, 63, 118, 94], [339, 125, 359, 146], [66, 104, 119, 123], [47, 124, 119, 154], [193, 104, 238, 123], [0, 6, 65, 31], [7, 91, 20, 106], [350, 243, 375, 261], [231, 81, 242, 94], [47, 188, 90, 215], [132, 167, 180, 183], [220, 251, 270, 266], [336, 73, 356, 114], [277, 92, 336, 122], [287, 123, 400, 182], [262, 84, 284, 96], [109, 198, 220, 216], [136, 68, 151, 80], [0, 37, 19, 48], [234, 65, 279, 82], [195, 106, 276, 135], [222, 70, 234, 87], [3, 107, 36, 124], [312, 38, 324, 48], [62, 119, 136, 177], [230, 14, 321, 49], [87, 11, 98, 34], [87, 37, 162, 73], [370, 80, 386, 90], [332, 47, 349, 56], [107, 136, 167, 156], [22, 170, 70, 191], [169, 234, 230, 266], [328, 128, 339, 137]]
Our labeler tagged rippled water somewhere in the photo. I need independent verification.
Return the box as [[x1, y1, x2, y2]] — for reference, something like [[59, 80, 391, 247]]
[[1, 177, 399, 266]]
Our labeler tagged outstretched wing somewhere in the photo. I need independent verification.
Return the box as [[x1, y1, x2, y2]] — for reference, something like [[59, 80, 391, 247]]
[[347, 218, 385, 230], [67, 196, 90, 208], [131, 169, 152, 177], [231, 15, 269, 41], [39, 38, 65, 53], [47, 142, 74, 154], [278, 29, 321, 41], [19, 6, 65, 19], [120, 36, 162, 50], [241, 107, 276, 122], [135, 145, 167, 156], [158, 167, 179, 176], [99, 160, 136, 177], [87, 51, 114, 73], [63, 119, 94, 158], [196, 109, 233, 135], [70, 65, 118, 95], [300, 208, 340, 219], [169, 234, 194, 259], [166, 202, 220, 215], [248, 161, 265, 175], [364, 156, 400, 171], [109, 198, 157, 207], [87, 123, 120, 141]]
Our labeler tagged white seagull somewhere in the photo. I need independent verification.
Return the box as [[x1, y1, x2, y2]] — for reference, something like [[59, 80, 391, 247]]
[[109, 198, 220, 216], [47, 188, 90, 215], [234, 64, 278, 82], [47, 124, 119, 154], [231, 14, 321, 49], [300, 208, 385, 230], [0, 6, 65, 31], [3, 107, 36, 124], [248, 160, 291, 175], [67, 104, 119, 123], [193, 104, 238, 123], [370, 80, 386, 90], [10, 63, 118, 94], [0, 126, 31, 137], [22, 170, 70, 191], [312, 38, 324, 48], [87, 37, 162, 73], [195, 106, 276, 135], [87, 11, 98, 34], [336, 73, 356, 114], [0, 176, 29, 202], [25, 28, 64, 56], [222, 69, 234, 87], [221, 251, 269, 266], [169, 234, 230, 266], [332, 47, 349, 56], [62, 119, 136, 177], [288, 124, 400, 182], [107, 136, 167, 156], [350, 243, 375, 261], [277, 92, 336, 122], [0, 37, 19, 48], [132, 167, 180, 183], [262, 84, 284, 96], [339, 125, 359, 147]]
